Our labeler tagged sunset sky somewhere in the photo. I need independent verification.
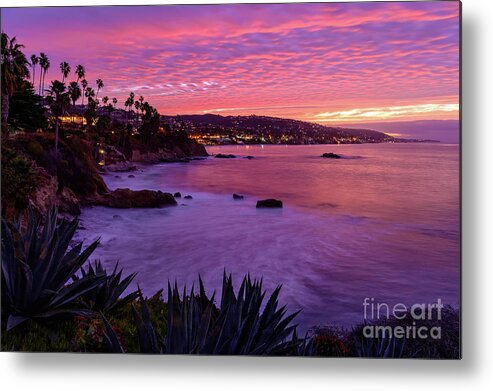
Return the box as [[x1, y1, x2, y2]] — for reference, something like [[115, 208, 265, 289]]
[[2, 2, 460, 125]]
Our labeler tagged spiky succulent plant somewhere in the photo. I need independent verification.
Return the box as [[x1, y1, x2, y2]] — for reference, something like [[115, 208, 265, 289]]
[[105, 272, 308, 355], [354, 333, 405, 358], [1, 207, 104, 330], [74, 260, 138, 314]]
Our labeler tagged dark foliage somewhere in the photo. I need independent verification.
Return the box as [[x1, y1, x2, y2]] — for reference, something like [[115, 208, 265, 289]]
[[8, 80, 48, 132], [354, 333, 406, 358], [105, 273, 309, 355], [74, 261, 138, 314], [137, 110, 160, 146], [311, 306, 460, 359], [1, 143, 39, 211], [1, 207, 103, 330], [11, 133, 109, 197]]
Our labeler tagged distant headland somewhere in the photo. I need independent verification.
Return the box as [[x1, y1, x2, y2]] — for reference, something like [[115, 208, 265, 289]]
[[160, 114, 439, 145]]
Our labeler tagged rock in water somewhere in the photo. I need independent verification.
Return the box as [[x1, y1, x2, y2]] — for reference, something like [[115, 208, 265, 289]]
[[321, 152, 341, 159], [174, 192, 182, 198], [215, 154, 236, 159], [104, 161, 137, 172], [233, 193, 244, 200], [93, 188, 177, 208], [244, 156, 254, 159], [184, 195, 193, 199], [160, 157, 191, 163], [256, 199, 283, 208]]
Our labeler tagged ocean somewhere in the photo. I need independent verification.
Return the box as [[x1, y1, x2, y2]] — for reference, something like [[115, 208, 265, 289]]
[[75, 143, 460, 330]]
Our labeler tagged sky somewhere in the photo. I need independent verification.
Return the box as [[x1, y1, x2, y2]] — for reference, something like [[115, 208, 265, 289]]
[[2, 2, 460, 127]]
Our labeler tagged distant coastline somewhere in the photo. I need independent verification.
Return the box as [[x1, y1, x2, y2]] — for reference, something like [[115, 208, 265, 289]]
[[160, 114, 441, 146]]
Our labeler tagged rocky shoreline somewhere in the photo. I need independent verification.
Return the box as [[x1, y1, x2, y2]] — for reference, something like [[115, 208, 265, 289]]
[[1, 133, 207, 220], [83, 143, 208, 210], [3, 133, 291, 220]]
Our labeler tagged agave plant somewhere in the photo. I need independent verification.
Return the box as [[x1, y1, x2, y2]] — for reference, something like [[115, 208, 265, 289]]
[[105, 272, 309, 355], [354, 333, 405, 358], [1, 207, 104, 330], [74, 261, 138, 314], [291, 329, 315, 356]]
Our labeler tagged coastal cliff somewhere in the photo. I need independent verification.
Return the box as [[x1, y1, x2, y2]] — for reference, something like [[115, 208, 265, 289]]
[[1, 132, 207, 220], [130, 134, 208, 164]]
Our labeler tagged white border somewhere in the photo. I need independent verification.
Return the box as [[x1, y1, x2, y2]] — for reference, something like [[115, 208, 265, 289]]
[[1, 0, 493, 389]]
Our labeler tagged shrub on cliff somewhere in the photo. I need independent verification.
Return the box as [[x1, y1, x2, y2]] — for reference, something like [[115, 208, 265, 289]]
[[11, 133, 108, 197], [58, 136, 108, 196], [1, 143, 39, 211], [1, 290, 166, 352], [310, 306, 460, 359]]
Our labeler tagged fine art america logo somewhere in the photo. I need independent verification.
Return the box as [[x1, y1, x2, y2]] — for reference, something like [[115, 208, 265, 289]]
[[362, 298, 444, 340]]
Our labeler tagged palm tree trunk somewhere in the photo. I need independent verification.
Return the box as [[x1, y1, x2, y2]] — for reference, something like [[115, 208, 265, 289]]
[[39, 71, 42, 95], [1, 94, 10, 137], [41, 71, 45, 97], [32, 67, 36, 86], [55, 117, 59, 152]]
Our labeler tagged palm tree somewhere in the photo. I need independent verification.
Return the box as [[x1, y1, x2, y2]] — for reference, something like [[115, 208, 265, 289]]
[[102, 96, 110, 115], [38, 55, 44, 94], [1, 33, 30, 135], [30, 54, 38, 87], [141, 101, 151, 115], [112, 97, 117, 108], [128, 92, 135, 111], [124, 97, 131, 122], [95, 78, 104, 99], [127, 92, 135, 122], [60, 61, 71, 82], [134, 100, 140, 115], [75, 64, 85, 84], [68, 81, 82, 123], [45, 80, 70, 152], [38, 52, 50, 96], [81, 79, 88, 105], [68, 81, 81, 107], [85, 86, 95, 105]]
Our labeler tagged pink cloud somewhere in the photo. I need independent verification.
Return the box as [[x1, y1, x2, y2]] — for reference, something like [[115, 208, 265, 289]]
[[1, 2, 459, 122]]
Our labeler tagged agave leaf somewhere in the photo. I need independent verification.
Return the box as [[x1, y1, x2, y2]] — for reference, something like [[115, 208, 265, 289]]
[[6, 315, 28, 331], [77, 260, 138, 313], [56, 239, 100, 287], [48, 275, 105, 309], [1, 207, 107, 328], [101, 313, 124, 353], [126, 272, 307, 355], [193, 301, 214, 353], [132, 287, 161, 353]]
